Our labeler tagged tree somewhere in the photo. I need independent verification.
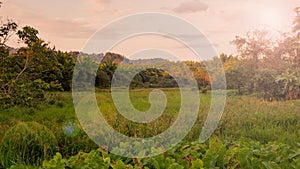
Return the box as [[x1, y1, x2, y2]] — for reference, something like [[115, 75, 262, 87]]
[[0, 19, 17, 46], [293, 7, 300, 34], [225, 60, 248, 95], [0, 2, 18, 47], [17, 26, 39, 47], [55, 51, 75, 91], [275, 69, 300, 100], [95, 61, 118, 88], [231, 30, 274, 93], [253, 68, 283, 101], [0, 25, 75, 108], [286, 7, 300, 66], [231, 30, 273, 60], [185, 61, 210, 89]]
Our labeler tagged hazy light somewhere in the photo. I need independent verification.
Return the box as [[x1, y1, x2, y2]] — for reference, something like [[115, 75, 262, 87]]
[[258, 7, 285, 30]]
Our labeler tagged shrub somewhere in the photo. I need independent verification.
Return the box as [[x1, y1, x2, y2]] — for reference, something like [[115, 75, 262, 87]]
[[0, 122, 58, 168]]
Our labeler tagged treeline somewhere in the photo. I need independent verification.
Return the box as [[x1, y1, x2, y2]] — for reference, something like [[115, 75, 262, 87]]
[[224, 7, 300, 101], [0, 24, 77, 108], [0, 23, 210, 108], [75, 54, 210, 90], [1, 5, 300, 108]]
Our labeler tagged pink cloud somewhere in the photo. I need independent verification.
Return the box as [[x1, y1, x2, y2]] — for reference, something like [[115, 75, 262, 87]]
[[173, 0, 208, 13]]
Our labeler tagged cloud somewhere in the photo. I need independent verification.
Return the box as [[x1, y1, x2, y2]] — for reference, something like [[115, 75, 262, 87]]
[[90, 0, 112, 4], [160, 6, 169, 10], [39, 18, 96, 39], [173, 0, 209, 13], [30, 15, 94, 39], [0, 1, 96, 40]]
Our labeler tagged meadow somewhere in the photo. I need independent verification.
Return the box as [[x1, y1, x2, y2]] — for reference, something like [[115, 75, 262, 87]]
[[0, 89, 299, 168]]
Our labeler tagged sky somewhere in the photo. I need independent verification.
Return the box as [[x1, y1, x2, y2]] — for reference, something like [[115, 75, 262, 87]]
[[1, 0, 300, 60]]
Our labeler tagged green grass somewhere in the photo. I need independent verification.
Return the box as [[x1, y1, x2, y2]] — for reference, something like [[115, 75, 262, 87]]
[[0, 89, 299, 168], [1, 89, 299, 145]]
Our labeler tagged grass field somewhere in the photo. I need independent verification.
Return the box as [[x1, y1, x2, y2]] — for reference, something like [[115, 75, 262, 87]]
[[0, 89, 300, 168]]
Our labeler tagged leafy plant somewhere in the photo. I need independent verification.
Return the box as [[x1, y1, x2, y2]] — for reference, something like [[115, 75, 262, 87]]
[[0, 122, 58, 168]]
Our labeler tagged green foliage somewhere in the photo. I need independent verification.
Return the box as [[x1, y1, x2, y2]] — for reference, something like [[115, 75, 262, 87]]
[[43, 150, 110, 169], [203, 138, 226, 168], [17, 26, 39, 46], [0, 122, 58, 168], [96, 61, 118, 88], [228, 19, 300, 100], [8, 164, 36, 169], [17, 138, 300, 169], [0, 90, 299, 168], [0, 25, 75, 108], [95, 60, 209, 90], [191, 159, 204, 169], [130, 68, 178, 89], [227, 9, 300, 100], [0, 19, 17, 46]]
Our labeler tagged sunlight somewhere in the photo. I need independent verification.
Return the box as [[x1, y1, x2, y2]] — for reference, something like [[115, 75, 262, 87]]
[[258, 7, 284, 30]]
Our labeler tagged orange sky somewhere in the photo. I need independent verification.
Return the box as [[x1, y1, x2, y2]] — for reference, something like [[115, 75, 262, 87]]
[[1, 0, 300, 60]]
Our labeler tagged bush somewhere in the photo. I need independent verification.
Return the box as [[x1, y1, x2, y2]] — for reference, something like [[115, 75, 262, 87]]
[[0, 122, 58, 168]]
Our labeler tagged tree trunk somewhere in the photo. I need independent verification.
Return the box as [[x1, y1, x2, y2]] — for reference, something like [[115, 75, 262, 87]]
[[285, 82, 291, 100]]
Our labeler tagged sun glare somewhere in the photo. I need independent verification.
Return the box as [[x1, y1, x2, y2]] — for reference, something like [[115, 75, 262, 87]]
[[258, 7, 284, 30]]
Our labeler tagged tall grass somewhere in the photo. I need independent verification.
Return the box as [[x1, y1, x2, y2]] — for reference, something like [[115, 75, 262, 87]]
[[0, 89, 299, 167]]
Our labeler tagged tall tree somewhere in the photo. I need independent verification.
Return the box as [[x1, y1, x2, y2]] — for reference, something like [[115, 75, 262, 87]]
[[0, 2, 17, 47], [293, 7, 300, 34], [275, 69, 300, 100], [0, 20, 17, 47], [231, 30, 273, 93]]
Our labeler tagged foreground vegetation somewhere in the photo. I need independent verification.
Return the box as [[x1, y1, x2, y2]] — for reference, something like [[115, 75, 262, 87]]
[[0, 90, 299, 168], [13, 138, 300, 169], [0, 2, 300, 168]]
